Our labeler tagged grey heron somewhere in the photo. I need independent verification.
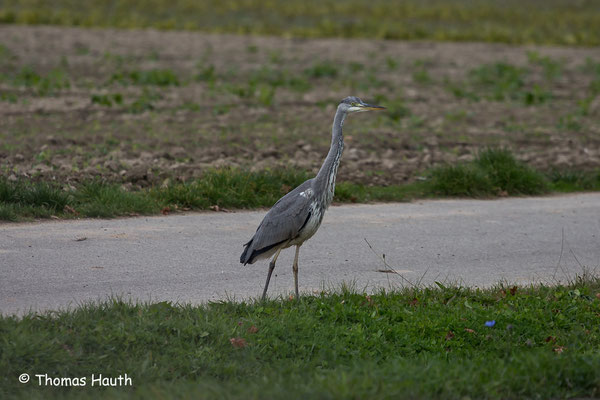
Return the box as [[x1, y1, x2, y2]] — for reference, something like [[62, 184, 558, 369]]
[[240, 96, 385, 300]]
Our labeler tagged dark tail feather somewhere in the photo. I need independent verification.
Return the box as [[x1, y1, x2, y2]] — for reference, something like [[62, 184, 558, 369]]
[[241, 238, 288, 265], [240, 239, 253, 265]]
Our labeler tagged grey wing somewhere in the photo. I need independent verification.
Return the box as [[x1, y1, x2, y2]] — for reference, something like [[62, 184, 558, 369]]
[[240, 179, 314, 265]]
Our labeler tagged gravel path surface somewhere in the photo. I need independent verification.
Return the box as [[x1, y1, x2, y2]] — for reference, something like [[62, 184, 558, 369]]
[[1, 193, 599, 315]]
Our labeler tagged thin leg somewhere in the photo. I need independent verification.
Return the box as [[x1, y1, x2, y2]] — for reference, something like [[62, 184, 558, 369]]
[[262, 248, 282, 300], [293, 245, 301, 300]]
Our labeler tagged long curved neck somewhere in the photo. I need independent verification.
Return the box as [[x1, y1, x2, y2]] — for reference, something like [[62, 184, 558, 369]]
[[315, 106, 346, 207]]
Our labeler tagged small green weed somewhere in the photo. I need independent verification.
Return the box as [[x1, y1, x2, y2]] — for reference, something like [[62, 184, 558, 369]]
[[444, 109, 468, 122], [582, 58, 600, 75], [6, 66, 70, 95], [412, 68, 431, 84], [0, 92, 17, 103], [249, 66, 311, 92], [582, 59, 600, 95], [269, 50, 283, 64], [111, 69, 179, 86], [385, 57, 398, 70], [347, 61, 365, 73], [412, 59, 432, 84], [469, 62, 526, 101], [128, 89, 161, 113], [444, 78, 480, 101], [257, 85, 276, 106], [557, 113, 582, 131], [180, 102, 201, 112], [91, 93, 123, 107], [361, 70, 385, 89], [212, 104, 230, 115], [527, 51, 563, 80], [304, 61, 338, 78], [576, 97, 594, 116], [0, 43, 14, 61], [384, 97, 411, 122], [74, 44, 90, 55], [522, 84, 552, 105], [590, 79, 600, 96], [195, 64, 217, 83], [225, 82, 255, 99]]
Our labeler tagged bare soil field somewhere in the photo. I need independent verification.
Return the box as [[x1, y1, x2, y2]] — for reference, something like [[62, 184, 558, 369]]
[[1, 25, 599, 189]]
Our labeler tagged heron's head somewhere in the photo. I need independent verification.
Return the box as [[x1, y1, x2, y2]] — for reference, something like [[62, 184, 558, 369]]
[[339, 96, 386, 114]]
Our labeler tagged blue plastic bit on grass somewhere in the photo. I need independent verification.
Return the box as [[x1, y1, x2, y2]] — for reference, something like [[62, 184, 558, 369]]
[[484, 320, 496, 327]]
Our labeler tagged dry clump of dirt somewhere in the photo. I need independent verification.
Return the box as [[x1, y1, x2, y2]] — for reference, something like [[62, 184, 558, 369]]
[[1, 25, 599, 188]]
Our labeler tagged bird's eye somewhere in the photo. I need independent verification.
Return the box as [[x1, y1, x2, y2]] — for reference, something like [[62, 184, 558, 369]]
[[351, 102, 358, 107]]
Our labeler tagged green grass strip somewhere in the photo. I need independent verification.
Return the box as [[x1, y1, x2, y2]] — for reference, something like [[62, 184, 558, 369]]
[[1, 279, 600, 399], [0, 0, 599, 46], [1, 149, 599, 221]]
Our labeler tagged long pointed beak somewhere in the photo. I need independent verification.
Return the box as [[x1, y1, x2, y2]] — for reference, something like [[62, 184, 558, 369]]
[[361, 103, 386, 111]]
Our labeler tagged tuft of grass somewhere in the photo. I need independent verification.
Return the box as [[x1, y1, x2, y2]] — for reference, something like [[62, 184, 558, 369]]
[[74, 181, 161, 218], [429, 148, 550, 196], [154, 168, 311, 209], [548, 169, 600, 192], [475, 148, 550, 194], [0, 179, 70, 218], [0, 178, 160, 220], [427, 164, 492, 197], [2, 279, 600, 399], [0, 203, 19, 221]]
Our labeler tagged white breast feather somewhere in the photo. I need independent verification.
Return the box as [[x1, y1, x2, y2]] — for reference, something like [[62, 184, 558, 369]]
[[299, 188, 314, 199]]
